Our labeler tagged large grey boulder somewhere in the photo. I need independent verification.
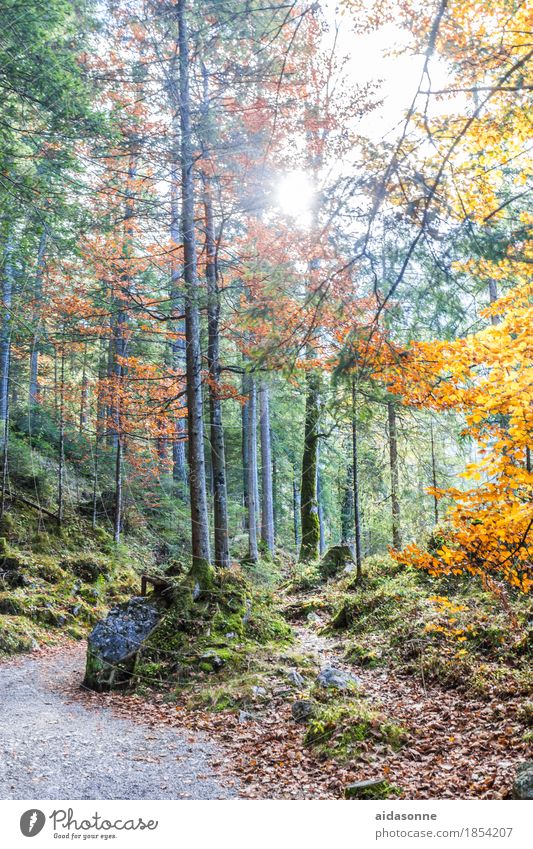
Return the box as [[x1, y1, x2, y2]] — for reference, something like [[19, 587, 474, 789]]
[[84, 597, 163, 692], [512, 762, 533, 799], [291, 699, 316, 723], [316, 665, 360, 690], [287, 668, 306, 688]]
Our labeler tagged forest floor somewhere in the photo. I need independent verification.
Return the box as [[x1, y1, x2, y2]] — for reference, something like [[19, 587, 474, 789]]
[[0, 588, 528, 800], [0, 643, 238, 800]]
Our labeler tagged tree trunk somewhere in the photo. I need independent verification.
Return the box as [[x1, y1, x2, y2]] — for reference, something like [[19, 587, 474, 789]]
[[488, 279, 499, 326], [170, 113, 187, 494], [259, 381, 275, 555], [177, 0, 211, 581], [29, 229, 47, 408], [246, 377, 259, 563], [430, 419, 439, 525], [351, 380, 363, 582], [57, 350, 65, 529], [340, 461, 353, 545], [113, 435, 122, 544], [293, 468, 301, 551], [92, 434, 99, 530], [241, 378, 249, 530], [299, 370, 320, 561], [317, 445, 325, 556], [387, 399, 401, 549], [79, 344, 88, 435], [203, 156, 229, 569], [0, 235, 14, 449]]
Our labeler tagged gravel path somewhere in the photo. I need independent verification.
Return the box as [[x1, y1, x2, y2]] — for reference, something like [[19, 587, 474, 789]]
[[0, 645, 238, 800]]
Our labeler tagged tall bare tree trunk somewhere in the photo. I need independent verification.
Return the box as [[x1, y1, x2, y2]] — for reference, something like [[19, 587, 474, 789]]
[[259, 381, 275, 555], [340, 460, 353, 546], [0, 234, 14, 450], [430, 419, 439, 525], [111, 143, 134, 545], [79, 344, 88, 435], [293, 467, 301, 551], [29, 228, 46, 409], [387, 399, 401, 549], [170, 115, 187, 495], [57, 349, 65, 530], [203, 188, 229, 568], [201, 62, 229, 569], [299, 370, 320, 561], [317, 444, 325, 556], [241, 380, 249, 531], [177, 0, 211, 581], [247, 376, 259, 563], [351, 380, 363, 582]]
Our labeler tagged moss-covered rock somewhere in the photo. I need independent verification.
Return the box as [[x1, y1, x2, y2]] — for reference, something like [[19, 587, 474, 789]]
[[60, 553, 112, 583], [0, 615, 42, 654], [304, 700, 406, 761], [319, 545, 355, 580], [0, 592, 28, 615], [84, 597, 165, 692]]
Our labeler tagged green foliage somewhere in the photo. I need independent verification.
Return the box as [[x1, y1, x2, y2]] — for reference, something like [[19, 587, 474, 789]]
[[304, 698, 406, 760], [0, 615, 42, 655], [4, 434, 55, 503], [287, 561, 322, 591], [320, 554, 532, 698], [319, 545, 354, 580]]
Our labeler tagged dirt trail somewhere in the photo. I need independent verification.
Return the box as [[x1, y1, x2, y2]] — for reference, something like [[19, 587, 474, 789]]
[[0, 644, 238, 800], [291, 612, 526, 799]]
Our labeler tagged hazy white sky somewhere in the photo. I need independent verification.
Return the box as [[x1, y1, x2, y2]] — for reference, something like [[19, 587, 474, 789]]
[[323, 3, 450, 141], [275, 2, 451, 221]]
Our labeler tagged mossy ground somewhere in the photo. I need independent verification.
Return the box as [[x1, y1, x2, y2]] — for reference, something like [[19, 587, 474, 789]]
[[304, 691, 407, 762], [0, 501, 150, 658], [297, 553, 532, 700], [133, 566, 294, 697]]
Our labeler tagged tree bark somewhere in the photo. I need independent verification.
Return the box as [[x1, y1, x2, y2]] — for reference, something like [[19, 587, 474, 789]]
[[113, 434, 122, 544], [387, 399, 402, 549], [351, 380, 363, 582], [488, 279, 499, 326], [340, 460, 353, 546], [203, 160, 229, 569], [111, 143, 134, 544], [293, 467, 301, 551], [299, 370, 320, 561], [317, 444, 325, 556], [79, 344, 88, 435], [259, 381, 275, 555], [177, 0, 211, 580], [246, 377, 259, 563], [0, 235, 14, 449], [29, 228, 47, 408], [170, 113, 187, 494], [430, 419, 439, 525], [241, 382, 249, 531], [57, 349, 65, 529]]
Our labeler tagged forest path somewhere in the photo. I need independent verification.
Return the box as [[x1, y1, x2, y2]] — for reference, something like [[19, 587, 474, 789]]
[[0, 643, 238, 800], [290, 601, 525, 799]]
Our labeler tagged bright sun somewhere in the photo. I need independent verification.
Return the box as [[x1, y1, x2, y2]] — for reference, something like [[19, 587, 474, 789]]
[[275, 170, 314, 227]]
